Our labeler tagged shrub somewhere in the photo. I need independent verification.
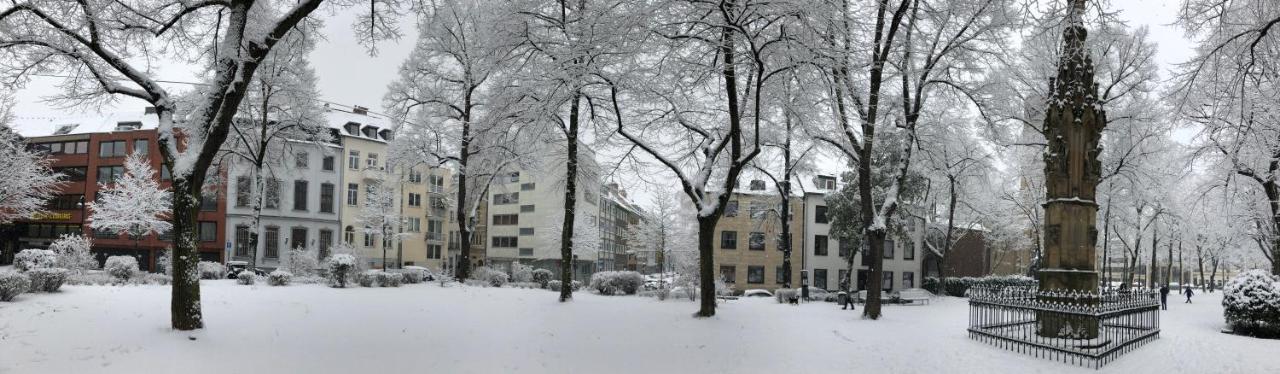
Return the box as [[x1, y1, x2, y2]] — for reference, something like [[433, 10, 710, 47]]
[[286, 246, 320, 276], [50, 234, 96, 273], [941, 275, 1036, 297], [143, 273, 171, 285], [532, 269, 553, 288], [589, 271, 646, 295], [326, 254, 356, 288], [198, 261, 227, 280], [0, 272, 31, 301], [26, 268, 69, 292], [400, 270, 424, 284], [548, 280, 562, 291], [14, 249, 58, 271], [511, 262, 533, 283], [356, 271, 377, 287], [104, 256, 139, 281], [380, 272, 404, 287], [156, 248, 173, 275], [1223, 270, 1280, 338], [471, 266, 508, 287], [237, 271, 256, 285], [268, 270, 293, 286], [923, 277, 941, 294], [775, 288, 799, 304], [509, 282, 541, 289]]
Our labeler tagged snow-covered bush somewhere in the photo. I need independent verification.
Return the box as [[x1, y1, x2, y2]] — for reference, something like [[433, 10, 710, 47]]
[[509, 282, 541, 289], [589, 271, 645, 295], [511, 262, 533, 283], [50, 234, 96, 273], [198, 261, 227, 280], [286, 246, 320, 276], [236, 271, 256, 285], [471, 266, 508, 287], [923, 277, 941, 293], [376, 271, 403, 287], [14, 249, 57, 271], [65, 272, 115, 286], [356, 270, 376, 287], [775, 288, 799, 304], [0, 271, 31, 301], [532, 269, 553, 288], [156, 248, 173, 275], [104, 256, 139, 281], [26, 268, 68, 292], [268, 270, 293, 286], [942, 275, 1036, 297], [399, 270, 424, 284], [547, 280, 582, 292], [326, 254, 356, 288], [143, 273, 171, 285], [1223, 270, 1280, 338]]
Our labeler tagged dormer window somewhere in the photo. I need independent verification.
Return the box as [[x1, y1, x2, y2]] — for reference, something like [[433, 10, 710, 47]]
[[344, 122, 360, 135], [115, 121, 142, 131], [816, 175, 837, 190], [54, 124, 78, 135], [379, 129, 393, 141], [362, 126, 378, 139], [748, 180, 766, 191]]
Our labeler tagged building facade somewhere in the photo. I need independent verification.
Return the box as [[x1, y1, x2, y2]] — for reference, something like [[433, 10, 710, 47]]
[[699, 183, 805, 292], [801, 180, 926, 293]]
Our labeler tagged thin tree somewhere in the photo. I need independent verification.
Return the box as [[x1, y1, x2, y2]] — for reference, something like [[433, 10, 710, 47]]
[[90, 152, 173, 259]]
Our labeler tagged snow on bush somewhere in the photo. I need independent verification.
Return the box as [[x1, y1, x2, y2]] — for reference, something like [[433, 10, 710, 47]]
[[509, 282, 541, 289], [198, 261, 227, 280], [104, 256, 139, 281], [532, 269, 553, 288], [286, 246, 320, 276], [268, 270, 293, 286], [0, 271, 31, 301], [326, 254, 356, 288], [775, 288, 799, 304], [942, 275, 1036, 297], [14, 249, 57, 271], [1222, 270, 1280, 338], [237, 271, 256, 285], [376, 272, 403, 287], [356, 270, 377, 287], [399, 270, 424, 284], [589, 271, 645, 295], [143, 273, 171, 285], [49, 234, 96, 273], [25, 268, 68, 292], [548, 280, 582, 292], [471, 266, 508, 287], [511, 262, 533, 283], [156, 248, 173, 276]]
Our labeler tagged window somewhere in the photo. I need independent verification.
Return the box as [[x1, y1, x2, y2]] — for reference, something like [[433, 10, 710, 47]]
[[521, 183, 535, 191], [295, 152, 309, 168], [839, 270, 850, 290], [200, 194, 217, 211], [235, 226, 251, 257], [428, 244, 443, 259], [838, 239, 853, 258], [720, 231, 737, 249], [320, 183, 335, 213], [265, 227, 280, 258], [343, 226, 355, 244], [290, 227, 307, 249], [882, 271, 894, 291], [47, 194, 84, 210], [903, 272, 915, 289], [747, 266, 765, 284], [431, 196, 448, 216], [748, 201, 767, 219], [408, 170, 422, 183], [492, 236, 518, 248], [427, 220, 443, 241], [366, 153, 379, 168], [904, 238, 914, 260], [861, 243, 873, 266], [236, 176, 251, 207], [96, 165, 125, 184], [520, 204, 535, 213], [264, 179, 280, 209], [817, 175, 837, 190], [198, 221, 217, 242], [319, 229, 333, 255], [776, 266, 787, 285], [749, 232, 765, 251], [505, 172, 520, 183], [815, 205, 829, 224], [25, 224, 82, 238], [348, 151, 360, 169], [322, 156, 335, 171], [133, 139, 149, 156], [724, 200, 738, 217], [347, 183, 359, 205], [406, 217, 421, 232], [52, 167, 87, 181], [363, 232, 375, 247], [429, 175, 445, 193], [518, 248, 533, 256], [33, 140, 88, 155], [407, 193, 422, 207], [519, 227, 534, 236], [293, 181, 308, 210], [814, 235, 828, 256], [814, 268, 828, 290], [720, 266, 736, 283], [493, 192, 519, 205], [98, 140, 126, 157], [90, 227, 116, 239], [493, 214, 519, 225], [884, 239, 895, 259]]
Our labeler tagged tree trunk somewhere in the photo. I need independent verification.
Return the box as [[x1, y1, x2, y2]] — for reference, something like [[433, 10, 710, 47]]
[[1263, 181, 1280, 276], [696, 216, 719, 317], [1196, 245, 1205, 289], [1209, 254, 1220, 292], [248, 170, 265, 269], [454, 99, 474, 281], [1102, 194, 1112, 286], [559, 92, 581, 303], [1166, 240, 1174, 286], [170, 177, 204, 330], [864, 229, 886, 319], [939, 176, 957, 293], [1148, 217, 1158, 288]]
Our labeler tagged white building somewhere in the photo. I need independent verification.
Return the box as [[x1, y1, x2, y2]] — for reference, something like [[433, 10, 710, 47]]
[[801, 175, 925, 292]]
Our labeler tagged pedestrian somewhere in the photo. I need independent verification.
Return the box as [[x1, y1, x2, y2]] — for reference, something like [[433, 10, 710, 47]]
[[1184, 286, 1194, 303], [1159, 285, 1169, 310]]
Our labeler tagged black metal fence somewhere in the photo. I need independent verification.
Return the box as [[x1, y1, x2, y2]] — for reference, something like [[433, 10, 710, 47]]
[[967, 285, 1160, 369]]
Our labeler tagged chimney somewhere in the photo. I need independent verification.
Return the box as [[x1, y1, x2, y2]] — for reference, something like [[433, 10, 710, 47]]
[[353, 105, 369, 115]]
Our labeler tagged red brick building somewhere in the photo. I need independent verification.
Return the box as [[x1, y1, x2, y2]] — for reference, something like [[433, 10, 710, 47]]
[[4, 111, 225, 271]]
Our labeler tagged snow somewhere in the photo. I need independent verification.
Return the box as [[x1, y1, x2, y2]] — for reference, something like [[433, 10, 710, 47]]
[[0, 282, 1276, 373]]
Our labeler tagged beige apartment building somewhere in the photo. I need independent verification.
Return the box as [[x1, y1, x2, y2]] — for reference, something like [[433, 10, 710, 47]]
[[701, 181, 805, 292]]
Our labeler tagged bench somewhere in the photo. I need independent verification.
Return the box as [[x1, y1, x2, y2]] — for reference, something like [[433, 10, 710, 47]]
[[897, 289, 932, 305]]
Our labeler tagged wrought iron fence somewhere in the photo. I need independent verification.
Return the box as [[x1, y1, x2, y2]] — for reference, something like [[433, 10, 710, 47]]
[[967, 285, 1160, 369]]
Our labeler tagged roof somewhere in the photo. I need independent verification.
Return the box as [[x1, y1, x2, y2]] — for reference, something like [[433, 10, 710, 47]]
[[9, 110, 159, 138], [323, 107, 394, 143]]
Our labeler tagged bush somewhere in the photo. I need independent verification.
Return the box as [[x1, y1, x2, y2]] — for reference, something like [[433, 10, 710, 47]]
[[1223, 270, 1280, 338], [548, 280, 562, 291], [156, 249, 173, 275], [923, 277, 941, 293], [376, 271, 403, 287], [286, 246, 320, 276], [471, 266, 509, 287], [326, 254, 356, 288], [511, 263, 533, 283], [14, 249, 58, 271], [589, 271, 645, 295], [399, 270, 424, 284], [50, 234, 96, 273], [356, 271, 377, 287], [941, 275, 1036, 297], [198, 261, 227, 280], [268, 270, 293, 286], [104, 256, 139, 281], [509, 282, 541, 289], [532, 269, 553, 288], [237, 271, 256, 285], [142, 273, 171, 285], [0, 272, 31, 301], [26, 268, 69, 292], [775, 288, 799, 304]]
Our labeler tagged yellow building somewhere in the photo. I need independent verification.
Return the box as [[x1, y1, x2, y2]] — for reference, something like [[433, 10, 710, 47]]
[[704, 185, 805, 292]]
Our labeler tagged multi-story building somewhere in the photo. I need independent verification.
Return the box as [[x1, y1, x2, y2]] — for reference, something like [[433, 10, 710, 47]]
[[599, 183, 645, 272], [7, 110, 226, 270], [801, 175, 925, 293], [392, 165, 454, 270], [697, 180, 805, 292]]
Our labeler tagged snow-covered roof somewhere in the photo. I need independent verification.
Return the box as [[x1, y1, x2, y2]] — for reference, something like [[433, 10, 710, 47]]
[[323, 107, 394, 143], [9, 110, 159, 138]]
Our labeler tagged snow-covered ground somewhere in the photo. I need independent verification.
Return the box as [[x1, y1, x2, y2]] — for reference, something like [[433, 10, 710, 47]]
[[1, 281, 1275, 374]]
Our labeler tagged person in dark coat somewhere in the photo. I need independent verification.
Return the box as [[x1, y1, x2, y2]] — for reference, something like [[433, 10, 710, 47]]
[[1184, 286, 1194, 303], [1159, 285, 1169, 310]]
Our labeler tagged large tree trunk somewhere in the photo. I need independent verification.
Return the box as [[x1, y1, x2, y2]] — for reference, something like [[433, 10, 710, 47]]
[[1102, 194, 1112, 286], [247, 170, 265, 269], [454, 100, 474, 281], [1263, 181, 1280, 276], [1166, 240, 1174, 286], [696, 216, 719, 317], [170, 177, 204, 330], [938, 176, 957, 293], [1148, 218, 1158, 288], [864, 230, 886, 319], [559, 93, 581, 302]]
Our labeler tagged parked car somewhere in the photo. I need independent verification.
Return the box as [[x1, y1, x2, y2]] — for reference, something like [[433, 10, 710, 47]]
[[402, 266, 436, 281], [742, 289, 773, 297], [225, 261, 267, 279], [785, 286, 834, 302]]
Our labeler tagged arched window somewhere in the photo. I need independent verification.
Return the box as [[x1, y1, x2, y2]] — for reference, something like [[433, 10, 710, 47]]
[[344, 226, 355, 244]]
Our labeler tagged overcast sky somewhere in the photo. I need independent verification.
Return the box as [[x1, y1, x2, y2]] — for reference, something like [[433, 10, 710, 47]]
[[4, 0, 1198, 207]]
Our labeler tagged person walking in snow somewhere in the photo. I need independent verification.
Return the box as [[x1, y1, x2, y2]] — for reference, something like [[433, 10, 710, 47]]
[[1159, 285, 1169, 310], [1184, 286, 1194, 303]]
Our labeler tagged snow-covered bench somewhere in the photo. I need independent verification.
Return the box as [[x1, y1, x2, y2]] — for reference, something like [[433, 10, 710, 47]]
[[896, 288, 932, 305]]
